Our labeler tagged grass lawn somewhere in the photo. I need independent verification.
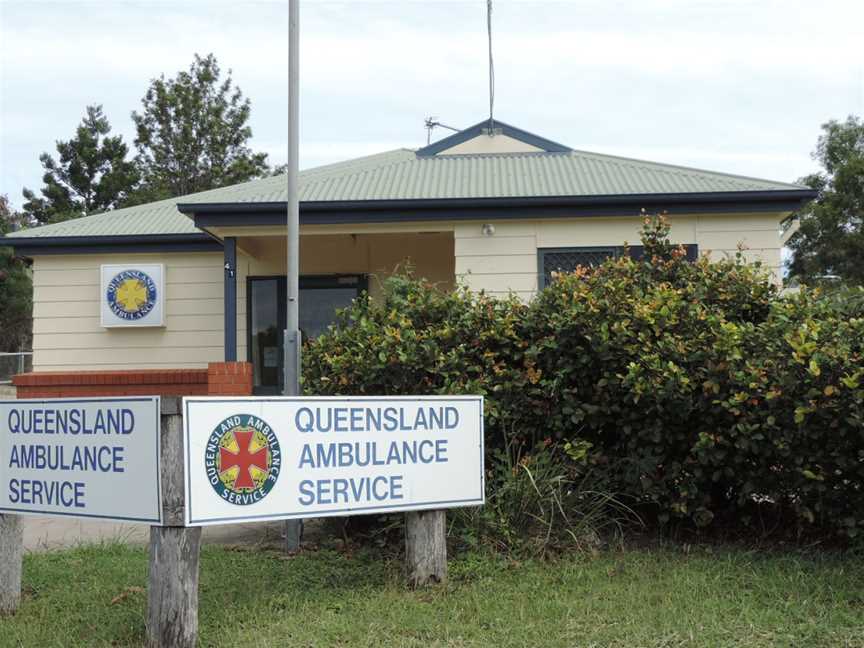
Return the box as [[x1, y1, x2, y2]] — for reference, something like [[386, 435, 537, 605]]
[[3, 542, 864, 647]]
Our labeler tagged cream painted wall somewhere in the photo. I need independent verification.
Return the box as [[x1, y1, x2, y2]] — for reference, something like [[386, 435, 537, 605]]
[[29, 234, 454, 371], [436, 133, 543, 155], [28, 214, 781, 371], [454, 213, 785, 301], [30, 252, 235, 371]]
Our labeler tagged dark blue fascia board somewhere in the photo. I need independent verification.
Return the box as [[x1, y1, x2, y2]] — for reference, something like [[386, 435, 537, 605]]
[[182, 189, 817, 228], [4, 233, 222, 257], [415, 118, 573, 156]]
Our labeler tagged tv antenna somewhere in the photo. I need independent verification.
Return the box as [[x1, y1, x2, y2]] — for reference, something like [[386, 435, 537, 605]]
[[424, 117, 460, 145]]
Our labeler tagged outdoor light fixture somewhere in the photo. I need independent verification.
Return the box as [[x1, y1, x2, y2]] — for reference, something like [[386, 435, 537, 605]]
[[481, 223, 496, 237]]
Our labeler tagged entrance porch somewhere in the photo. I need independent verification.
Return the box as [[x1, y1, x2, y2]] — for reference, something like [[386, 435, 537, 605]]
[[221, 229, 455, 394]]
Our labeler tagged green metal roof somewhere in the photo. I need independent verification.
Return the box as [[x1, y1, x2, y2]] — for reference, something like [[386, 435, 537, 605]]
[[6, 142, 811, 240]]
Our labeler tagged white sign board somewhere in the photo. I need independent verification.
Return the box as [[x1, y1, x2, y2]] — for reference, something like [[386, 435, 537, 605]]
[[101, 263, 165, 328], [0, 397, 162, 524], [183, 396, 484, 526]]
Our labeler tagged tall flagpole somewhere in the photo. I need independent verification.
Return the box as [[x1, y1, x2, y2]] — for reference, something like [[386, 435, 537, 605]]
[[283, 0, 302, 552]]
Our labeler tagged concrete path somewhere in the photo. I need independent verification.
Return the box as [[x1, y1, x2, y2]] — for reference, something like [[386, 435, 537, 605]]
[[22, 516, 287, 552]]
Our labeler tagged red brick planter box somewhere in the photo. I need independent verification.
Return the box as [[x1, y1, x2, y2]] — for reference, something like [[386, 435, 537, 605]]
[[13, 362, 253, 398]]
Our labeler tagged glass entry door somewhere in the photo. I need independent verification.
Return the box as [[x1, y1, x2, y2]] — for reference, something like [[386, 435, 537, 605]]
[[247, 275, 366, 394]]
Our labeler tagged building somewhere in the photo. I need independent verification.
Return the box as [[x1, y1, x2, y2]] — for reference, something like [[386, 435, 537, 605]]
[[4, 119, 815, 395]]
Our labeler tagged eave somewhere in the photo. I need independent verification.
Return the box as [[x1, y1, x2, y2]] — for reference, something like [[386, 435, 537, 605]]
[[4, 233, 222, 257], [180, 189, 817, 229], [2, 188, 817, 256]]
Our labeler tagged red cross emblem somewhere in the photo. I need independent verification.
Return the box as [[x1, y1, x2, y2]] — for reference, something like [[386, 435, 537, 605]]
[[219, 429, 269, 491]]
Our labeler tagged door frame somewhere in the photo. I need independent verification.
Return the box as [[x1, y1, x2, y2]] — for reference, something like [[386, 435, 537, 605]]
[[246, 274, 368, 395]]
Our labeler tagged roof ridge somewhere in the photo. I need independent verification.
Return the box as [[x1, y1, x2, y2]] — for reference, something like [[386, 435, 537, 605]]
[[408, 148, 805, 190], [299, 149, 415, 185], [300, 148, 414, 178], [4, 194, 185, 238], [296, 151, 420, 201], [564, 147, 809, 190]]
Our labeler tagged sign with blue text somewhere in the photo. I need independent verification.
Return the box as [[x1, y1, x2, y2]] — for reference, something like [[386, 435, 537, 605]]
[[183, 396, 484, 526], [0, 397, 162, 523]]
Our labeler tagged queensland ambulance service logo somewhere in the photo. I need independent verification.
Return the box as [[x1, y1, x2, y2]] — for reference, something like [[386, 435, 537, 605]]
[[106, 269, 157, 321], [205, 414, 281, 505]]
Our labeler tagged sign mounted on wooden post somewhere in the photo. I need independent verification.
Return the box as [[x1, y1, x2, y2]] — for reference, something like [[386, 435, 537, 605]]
[[0, 397, 162, 523], [182, 396, 484, 526]]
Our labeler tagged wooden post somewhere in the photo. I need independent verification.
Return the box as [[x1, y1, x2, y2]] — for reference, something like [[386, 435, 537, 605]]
[[147, 526, 201, 648], [405, 509, 447, 587], [284, 519, 302, 552], [147, 397, 201, 648], [0, 513, 23, 615]]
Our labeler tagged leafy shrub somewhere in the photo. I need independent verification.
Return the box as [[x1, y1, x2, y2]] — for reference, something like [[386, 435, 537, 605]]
[[303, 216, 864, 539], [703, 287, 864, 534], [524, 216, 781, 526], [302, 272, 544, 453]]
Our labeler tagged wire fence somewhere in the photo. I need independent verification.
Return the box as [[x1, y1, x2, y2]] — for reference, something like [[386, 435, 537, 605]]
[[0, 352, 32, 384]]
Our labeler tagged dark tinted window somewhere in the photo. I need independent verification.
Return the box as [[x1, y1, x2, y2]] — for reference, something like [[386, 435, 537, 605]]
[[248, 275, 366, 393], [538, 245, 698, 289], [250, 279, 281, 390]]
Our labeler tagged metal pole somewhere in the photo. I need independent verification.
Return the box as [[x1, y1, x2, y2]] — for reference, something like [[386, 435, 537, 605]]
[[283, 0, 303, 552]]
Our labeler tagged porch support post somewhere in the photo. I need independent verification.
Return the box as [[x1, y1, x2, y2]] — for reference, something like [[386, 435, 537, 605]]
[[223, 237, 237, 362]]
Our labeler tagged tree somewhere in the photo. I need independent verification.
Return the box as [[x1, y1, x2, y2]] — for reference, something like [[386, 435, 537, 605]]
[[130, 53, 269, 200], [0, 195, 33, 352], [21, 105, 139, 225], [787, 115, 864, 285]]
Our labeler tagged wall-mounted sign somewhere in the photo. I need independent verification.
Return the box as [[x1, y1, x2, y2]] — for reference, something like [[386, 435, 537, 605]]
[[0, 397, 162, 523], [101, 264, 165, 327], [183, 396, 484, 526]]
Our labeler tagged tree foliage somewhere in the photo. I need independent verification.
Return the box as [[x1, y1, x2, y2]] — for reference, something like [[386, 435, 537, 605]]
[[787, 115, 864, 285], [0, 195, 33, 352], [130, 53, 269, 201], [21, 105, 138, 225]]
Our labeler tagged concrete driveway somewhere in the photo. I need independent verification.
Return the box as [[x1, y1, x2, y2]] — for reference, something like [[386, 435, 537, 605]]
[[22, 516, 287, 552]]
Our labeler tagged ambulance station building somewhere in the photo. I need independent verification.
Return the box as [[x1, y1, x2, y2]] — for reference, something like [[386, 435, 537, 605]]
[[3, 120, 815, 397]]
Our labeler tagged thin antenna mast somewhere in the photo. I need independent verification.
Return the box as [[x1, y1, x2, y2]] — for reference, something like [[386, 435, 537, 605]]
[[422, 2, 495, 144], [486, 0, 495, 133]]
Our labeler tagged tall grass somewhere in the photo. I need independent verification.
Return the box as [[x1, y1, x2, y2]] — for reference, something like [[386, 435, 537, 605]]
[[453, 431, 641, 556]]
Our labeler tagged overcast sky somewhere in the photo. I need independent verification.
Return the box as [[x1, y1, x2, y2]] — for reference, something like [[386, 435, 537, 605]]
[[1, 0, 862, 209]]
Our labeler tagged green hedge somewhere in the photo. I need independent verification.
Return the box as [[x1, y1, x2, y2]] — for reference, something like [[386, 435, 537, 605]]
[[303, 216, 864, 537]]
